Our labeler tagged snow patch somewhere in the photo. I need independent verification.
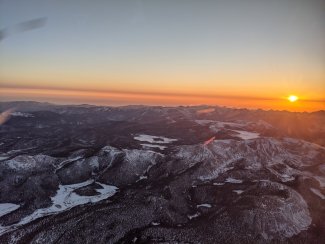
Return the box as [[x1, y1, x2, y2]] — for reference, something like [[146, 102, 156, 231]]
[[140, 144, 166, 150], [232, 130, 260, 140], [197, 204, 212, 208], [213, 182, 225, 186], [187, 212, 200, 220], [0, 156, 9, 161], [280, 175, 295, 182], [233, 190, 244, 195], [137, 175, 148, 182], [0, 203, 20, 218], [11, 112, 34, 118], [310, 188, 325, 200], [314, 176, 325, 188], [134, 134, 177, 144], [225, 178, 243, 184], [0, 180, 117, 235]]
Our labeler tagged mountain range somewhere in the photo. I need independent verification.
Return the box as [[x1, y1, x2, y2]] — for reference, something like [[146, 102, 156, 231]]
[[0, 101, 324, 243]]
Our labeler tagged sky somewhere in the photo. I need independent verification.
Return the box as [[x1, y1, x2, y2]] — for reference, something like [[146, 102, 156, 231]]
[[0, 0, 324, 111]]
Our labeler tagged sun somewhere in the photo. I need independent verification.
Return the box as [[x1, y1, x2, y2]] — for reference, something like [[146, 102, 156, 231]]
[[288, 95, 298, 102]]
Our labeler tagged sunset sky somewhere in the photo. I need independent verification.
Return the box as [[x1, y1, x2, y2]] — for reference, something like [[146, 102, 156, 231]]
[[0, 0, 324, 111]]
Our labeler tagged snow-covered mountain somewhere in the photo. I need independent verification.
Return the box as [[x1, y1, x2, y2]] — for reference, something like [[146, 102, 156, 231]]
[[0, 101, 324, 243]]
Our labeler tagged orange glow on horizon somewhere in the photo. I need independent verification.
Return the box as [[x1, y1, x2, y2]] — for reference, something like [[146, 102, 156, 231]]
[[0, 87, 324, 112]]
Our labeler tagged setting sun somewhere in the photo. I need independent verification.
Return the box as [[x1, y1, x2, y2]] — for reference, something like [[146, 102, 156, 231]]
[[288, 95, 298, 102]]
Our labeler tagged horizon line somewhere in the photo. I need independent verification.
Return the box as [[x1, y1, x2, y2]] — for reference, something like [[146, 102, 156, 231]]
[[1, 85, 325, 103], [1, 99, 324, 114]]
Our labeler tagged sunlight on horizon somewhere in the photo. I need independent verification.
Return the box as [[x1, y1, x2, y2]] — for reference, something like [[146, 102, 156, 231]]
[[0, 87, 324, 112], [0, 0, 324, 111]]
